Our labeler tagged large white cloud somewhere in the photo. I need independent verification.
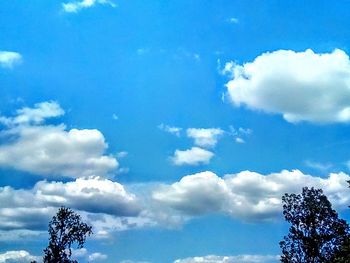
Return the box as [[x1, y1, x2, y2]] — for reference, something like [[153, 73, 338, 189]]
[[0, 250, 40, 263], [171, 147, 214, 166], [174, 254, 279, 263], [0, 102, 118, 178], [0, 51, 22, 69], [62, 0, 116, 13], [186, 128, 224, 148], [0, 177, 141, 232], [153, 170, 350, 221], [225, 49, 350, 123]]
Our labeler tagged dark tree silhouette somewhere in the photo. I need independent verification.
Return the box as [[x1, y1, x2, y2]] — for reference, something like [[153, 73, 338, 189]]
[[332, 180, 350, 262], [279, 187, 349, 263], [43, 207, 93, 263]]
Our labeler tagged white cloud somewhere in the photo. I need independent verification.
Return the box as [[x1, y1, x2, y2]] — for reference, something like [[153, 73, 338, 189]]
[[0, 102, 117, 178], [225, 49, 350, 123], [174, 254, 279, 263], [89, 252, 108, 262], [235, 137, 245, 143], [219, 60, 235, 76], [0, 177, 140, 232], [72, 248, 107, 262], [186, 128, 224, 148], [152, 170, 350, 222], [228, 17, 239, 24], [229, 126, 252, 144], [34, 177, 140, 216], [62, 0, 116, 13], [153, 172, 228, 215], [116, 151, 128, 158], [158, 123, 182, 137], [0, 230, 46, 242], [0, 250, 40, 263], [0, 51, 22, 69], [112, 113, 119, 120], [171, 147, 214, 166], [0, 101, 64, 126], [305, 160, 332, 171]]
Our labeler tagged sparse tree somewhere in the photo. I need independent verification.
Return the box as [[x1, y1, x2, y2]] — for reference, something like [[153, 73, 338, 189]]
[[280, 187, 349, 263], [43, 207, 92, 263]]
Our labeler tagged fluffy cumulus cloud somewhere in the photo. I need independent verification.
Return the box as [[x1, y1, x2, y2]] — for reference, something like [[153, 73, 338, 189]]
[[0, 102, 118, 178], [153, 170, 350, 221], [0, 51, 22, 69], [62, 0, 116, 13], [0, 250, 40, 263], [0, 177, 140, 232], [174, 254, 279, 263], [186, 128, 224, 148], [225, 49, 350, 123], [171, 147, 214, 166]]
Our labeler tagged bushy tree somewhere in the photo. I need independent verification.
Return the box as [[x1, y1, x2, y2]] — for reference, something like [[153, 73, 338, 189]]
[[43, 207, 93, 263], [280, 187, 349, 263]]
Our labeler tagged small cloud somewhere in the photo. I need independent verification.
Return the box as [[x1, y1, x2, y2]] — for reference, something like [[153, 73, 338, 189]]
[[89, 252, 108, 262], [186, 128, 224, 148], [219, 60, 236, 76], [229, 126, 252, 144], [112, 113, 119, 120], [235, 137, 245, 144], [228, 17, 239, 24], [62, 0, 116, 13], [117, 167, 130, 174], [238, 127, 252, 135], [136, 48, 150, 55], [72, 248, 108, 262], [193, 53, 200, 61], [170, 147, 214, 166], [158, 123, 182, 137], [0, 51, 22, 69], [116, 151, 128, 158]]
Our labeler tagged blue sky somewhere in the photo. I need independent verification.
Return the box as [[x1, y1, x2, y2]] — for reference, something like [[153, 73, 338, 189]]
[[1, 1, 350, 262]]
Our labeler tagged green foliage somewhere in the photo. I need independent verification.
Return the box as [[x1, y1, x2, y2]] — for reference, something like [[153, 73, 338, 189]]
[[43, 207, 93, 263], [279, 187, 349, 263]]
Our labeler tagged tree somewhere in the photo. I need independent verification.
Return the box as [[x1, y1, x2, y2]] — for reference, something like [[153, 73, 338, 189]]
[[279, 187, 349, 263], [43, 207, 93, 263]]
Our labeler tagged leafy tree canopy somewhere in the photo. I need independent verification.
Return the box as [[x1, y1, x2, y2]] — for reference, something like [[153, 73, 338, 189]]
[[43, 207, 93, 263], [280, 187, 349, 263]]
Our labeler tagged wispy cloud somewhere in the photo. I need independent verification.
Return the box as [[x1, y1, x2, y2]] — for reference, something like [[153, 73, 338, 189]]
[[174, 254, 279, 263], [228, 17, 239, 24], [305, 160, 333, 172], [62, 0, 116, 13], [158, 123, 182, 137]]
